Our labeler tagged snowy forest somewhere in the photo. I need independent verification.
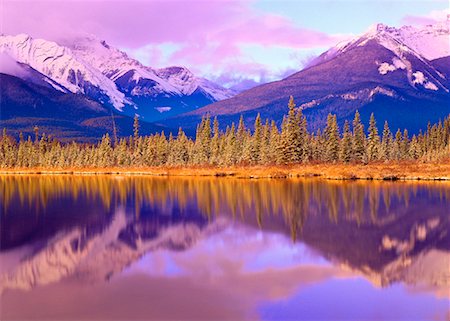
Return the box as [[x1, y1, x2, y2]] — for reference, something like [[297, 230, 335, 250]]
[[1, 97, 449, 169]]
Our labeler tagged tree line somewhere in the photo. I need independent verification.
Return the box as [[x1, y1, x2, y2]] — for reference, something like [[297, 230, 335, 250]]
[[1, 97, 449, 168]]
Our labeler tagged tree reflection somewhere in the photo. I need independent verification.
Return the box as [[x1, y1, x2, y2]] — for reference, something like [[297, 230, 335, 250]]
[[1, 176, 449, 231], [1, 175, 449, 295]]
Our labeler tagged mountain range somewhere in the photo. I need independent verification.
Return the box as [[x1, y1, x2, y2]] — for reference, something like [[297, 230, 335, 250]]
[[0, 34, 234, 140], [167, 21, 450, 133], [1, 20, 449, 139]]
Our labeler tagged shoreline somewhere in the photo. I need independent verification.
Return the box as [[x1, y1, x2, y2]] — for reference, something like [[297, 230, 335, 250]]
[[1, 162, 450, 181]]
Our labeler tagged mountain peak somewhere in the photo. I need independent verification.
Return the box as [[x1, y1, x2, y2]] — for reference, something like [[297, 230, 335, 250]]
[[1, 32, 236, 123], [366, 23, 392, 34], [311, 20, 450, 68], [7, 33, 32, 43], [166, 20, 450, 134], [0, 33, 128, 110]]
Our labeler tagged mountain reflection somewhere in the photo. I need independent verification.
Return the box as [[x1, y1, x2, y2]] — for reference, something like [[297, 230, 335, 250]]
[[1, 175, 449, 300]]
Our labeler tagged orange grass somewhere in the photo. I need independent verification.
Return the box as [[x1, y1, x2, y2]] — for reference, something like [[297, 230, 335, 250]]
[[1, 161, 449, 180]]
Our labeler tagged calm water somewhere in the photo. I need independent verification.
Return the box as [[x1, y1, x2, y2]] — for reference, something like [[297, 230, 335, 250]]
[[0, 175, 449, 320]]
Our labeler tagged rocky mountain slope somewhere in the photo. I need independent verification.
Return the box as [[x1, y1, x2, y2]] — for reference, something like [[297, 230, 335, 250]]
[[0, 34, 235, 138], [167, 21, 450, 133]]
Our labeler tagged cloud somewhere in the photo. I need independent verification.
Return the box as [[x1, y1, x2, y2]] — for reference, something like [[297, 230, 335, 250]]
[[402, 8, 449, 26], [210, 65, 298, 92], [2, 0, 255, 47], [0, 53, 27, 77], [2, 0, 347, 86]]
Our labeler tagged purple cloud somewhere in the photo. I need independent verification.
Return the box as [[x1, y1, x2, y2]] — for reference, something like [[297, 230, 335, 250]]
[[2, 0, 348, 86], [401, 8, 449, 26]]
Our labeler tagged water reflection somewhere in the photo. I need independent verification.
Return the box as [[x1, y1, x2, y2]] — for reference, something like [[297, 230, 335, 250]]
[[0, 175, 449, 320]]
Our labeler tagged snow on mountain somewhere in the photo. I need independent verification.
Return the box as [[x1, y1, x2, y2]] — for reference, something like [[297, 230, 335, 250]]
[[63, 36, 235, 101], [167, 20, 450, 133], [63, 36, 181, 96], [0, 52, 69, 92], [377, 21, 449, 60], [0, 33, 235, 120], [155, 66, 236, 100], [0, 34, 128, 110], [307, 20, 450, 93], [197, 77, 238, 101], [321, 20, 449, 63]]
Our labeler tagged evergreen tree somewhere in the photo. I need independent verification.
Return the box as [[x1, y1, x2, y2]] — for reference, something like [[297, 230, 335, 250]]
[[133, 115, 140, 144], [298, 109, 309, 163], [401, 129, 409, 159], [193, 116, 211, 164], [1, 99, 449, 169], [236, 115, 246, 163], [97, 133, 113, 167], [251, 113, 263, 164], [268, 120, 280, 164], [380, 121, 393, 161], [352, 111, 366, 163], [393, 129, 403, 160], [367, 113, 380, 162], [279, 96, 302, 164], [210, 117, 220, 165], [223, 123, 237, 165], [408, 135, 420, 159], [260, 119, 271, 164], [339, 120, 353, 163], [156, 132, 168, 165], [324, 114, 339, 162]]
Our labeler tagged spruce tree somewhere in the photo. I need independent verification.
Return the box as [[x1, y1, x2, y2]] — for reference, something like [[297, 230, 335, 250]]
[[298, 109, 309, 163], [367, 113, 380, 162], [33, 126, 39, 144], [339, 120, 353, 163], [268, 120, 280, 164], [223, 123, 236, 165], [98, 133, 113, 167], [133, 115, 140, 147], [393, 129, 403, 160], [352, 110, 366, 163], [210, 117, 220, 165], [324, 114, 339, 162], [380, 121, 393, 161], [251, 113, 263, 164], [401, 129, 409, 159], [260, 119, 271, 164], [279, 96, 302, 164], [408, 135, 420, 159], [236, 115, 246, 163]]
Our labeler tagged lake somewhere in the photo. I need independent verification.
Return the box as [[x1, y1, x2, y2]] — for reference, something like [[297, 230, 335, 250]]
[[0, 175, 449, 320]]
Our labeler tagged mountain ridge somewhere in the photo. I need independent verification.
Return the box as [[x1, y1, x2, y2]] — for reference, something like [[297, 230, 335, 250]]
[[1, 21, 449, 138], [165, 20, 450, 133], [0, 33, 235, 123]]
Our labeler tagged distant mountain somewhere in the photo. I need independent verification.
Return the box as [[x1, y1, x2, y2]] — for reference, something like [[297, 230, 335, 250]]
[[0, 34, 235, 138], [62, 36, 236, 120], [166, 21, 450, 133], [0, 72, 166, 142]]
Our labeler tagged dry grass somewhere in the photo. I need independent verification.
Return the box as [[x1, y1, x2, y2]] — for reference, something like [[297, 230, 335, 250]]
[[1, 162, 449, 180]]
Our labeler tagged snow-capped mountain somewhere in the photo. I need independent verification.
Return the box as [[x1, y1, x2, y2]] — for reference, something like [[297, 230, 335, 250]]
[[64, 35, 235, 101], [167, 20, 450, 133], [310, 20, 450, 92], [0, 34, 128, 110], [314, 21, 449, 65], [0, 34, 235, 122]]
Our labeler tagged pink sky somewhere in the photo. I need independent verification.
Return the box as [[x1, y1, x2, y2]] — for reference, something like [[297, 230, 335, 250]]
[[1, 0, 448, 88]]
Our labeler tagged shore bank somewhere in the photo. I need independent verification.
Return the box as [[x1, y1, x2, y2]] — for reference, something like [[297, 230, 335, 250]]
[[1, 162, 450, 181]]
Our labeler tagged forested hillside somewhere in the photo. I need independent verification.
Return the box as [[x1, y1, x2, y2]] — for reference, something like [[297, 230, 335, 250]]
[[1, 97, 449, 168]]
